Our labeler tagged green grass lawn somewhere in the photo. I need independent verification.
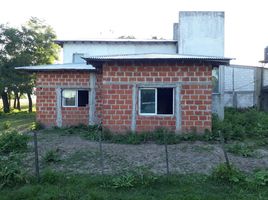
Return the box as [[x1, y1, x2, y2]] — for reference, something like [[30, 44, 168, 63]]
[[0, 174, 267, 200], [0, 110, 35, 132]]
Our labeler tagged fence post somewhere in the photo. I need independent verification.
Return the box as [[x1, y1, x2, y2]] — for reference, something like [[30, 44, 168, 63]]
[[164, 134, 170, 175], [98, 124, 104, 175], [219, 131, 231, 170], [33, 131, 40, 182]]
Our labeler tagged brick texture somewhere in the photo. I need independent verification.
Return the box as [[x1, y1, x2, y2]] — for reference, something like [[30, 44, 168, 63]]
[[36, 71, 90, 127], [36, 62, 212, 133], [101, 62, 212, 133]]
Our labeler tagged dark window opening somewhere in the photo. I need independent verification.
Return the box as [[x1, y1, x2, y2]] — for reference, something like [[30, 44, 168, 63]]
[[78, 90, 89, 107], [139, 87, 174, 115], [157, 88, 173, 114]]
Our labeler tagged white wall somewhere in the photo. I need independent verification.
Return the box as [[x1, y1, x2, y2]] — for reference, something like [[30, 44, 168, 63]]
[[178, 11, 224, 57], [263, 68, 268, 87], [63, 42, 177, 63], [224, 65, 255, 92], [224, 65, 257, 108]]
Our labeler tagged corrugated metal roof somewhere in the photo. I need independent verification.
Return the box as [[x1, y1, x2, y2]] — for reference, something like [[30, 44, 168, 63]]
[[84, 53, 233, 61], [15, 63, 95, 71], [55, 39, 177, 46]]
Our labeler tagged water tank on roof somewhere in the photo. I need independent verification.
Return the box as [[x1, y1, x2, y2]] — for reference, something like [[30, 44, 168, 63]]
[[265, 46, 268, 63]]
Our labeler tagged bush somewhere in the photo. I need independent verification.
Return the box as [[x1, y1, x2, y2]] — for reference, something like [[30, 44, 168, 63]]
[[0, 155, 28, 188], [107, 167, 157, 189], [226, 142, 254, 157], [2, 121, 11, 130], [43, 149, 61, 163], [0, 130, 29, 154], [31, 121, 44, 131], [246, 170, 268, 186], [212, 108, 268, 140], [211, 163, 245, 183], [41, 168, 62, 184]]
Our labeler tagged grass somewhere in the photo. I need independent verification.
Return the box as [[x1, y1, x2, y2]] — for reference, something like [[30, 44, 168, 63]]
[[0, 173, 267, 200], [0, 111, 35, 133], [0, 99, 36, 133]]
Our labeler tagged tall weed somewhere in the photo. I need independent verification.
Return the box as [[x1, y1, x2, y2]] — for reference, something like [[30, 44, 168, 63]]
[[0, 130, 29, 153]]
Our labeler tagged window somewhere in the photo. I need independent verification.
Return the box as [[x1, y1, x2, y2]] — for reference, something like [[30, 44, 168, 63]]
[[212, 67, 219, 93], [139, 88, 174, 115], [72, 53, 85, 64], [62, 89, 89, 107]]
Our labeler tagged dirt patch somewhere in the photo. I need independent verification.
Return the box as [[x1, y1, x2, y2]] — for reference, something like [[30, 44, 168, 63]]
[[23, 132, 268, 175]]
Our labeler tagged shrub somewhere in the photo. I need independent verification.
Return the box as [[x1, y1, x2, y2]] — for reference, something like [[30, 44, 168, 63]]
[[0, 130, 29, 154], [31, 121, 44, 131], [226, 142, 254, 157], [111, 172, 136, 189], [41, 168, 62, 184], [108, 167, 157, 189], [246, 170, 268, 186], [211, 163, 245, 183], [2, 121, 11, 130], [0, 155, 28, 188], [43, 149, 61, 163], [212, 108, 268, 140]]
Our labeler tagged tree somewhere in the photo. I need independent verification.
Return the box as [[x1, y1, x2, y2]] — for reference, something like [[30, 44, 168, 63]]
[[0, 18, 60, 113]]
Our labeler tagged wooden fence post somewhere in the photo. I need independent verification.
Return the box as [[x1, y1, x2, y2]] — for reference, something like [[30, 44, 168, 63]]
[[33, 131, 40, 182], [98, 124, 104, 175], [219, 131, 231, 170]]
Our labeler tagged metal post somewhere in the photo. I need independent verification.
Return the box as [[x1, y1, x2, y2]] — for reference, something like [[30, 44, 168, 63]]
[[33, 131, 40, 182], [219, 131, 231, 170], [98, 124, 104, 175], [164, 135, 170, 175]]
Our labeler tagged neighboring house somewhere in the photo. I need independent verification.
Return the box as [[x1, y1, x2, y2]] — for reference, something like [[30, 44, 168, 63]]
[[17, 11, 233, 133]]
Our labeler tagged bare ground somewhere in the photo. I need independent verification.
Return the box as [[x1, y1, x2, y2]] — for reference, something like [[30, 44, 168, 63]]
[[23, 131, 268, 175]]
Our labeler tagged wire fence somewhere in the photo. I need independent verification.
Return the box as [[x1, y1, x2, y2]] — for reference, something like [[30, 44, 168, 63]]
[[29, 129, 265, 182]]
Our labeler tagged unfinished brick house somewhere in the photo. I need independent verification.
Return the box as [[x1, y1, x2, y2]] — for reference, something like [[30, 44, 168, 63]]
[[17, 11, 232, 133], [19, 54, 230, 133]]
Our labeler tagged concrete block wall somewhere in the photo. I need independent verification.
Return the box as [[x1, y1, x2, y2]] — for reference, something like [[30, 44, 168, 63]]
[[101, 62, 212, 133], [178, 11, 224, 57], [36, 71, 90, 127], [224, 65, 256, 108]]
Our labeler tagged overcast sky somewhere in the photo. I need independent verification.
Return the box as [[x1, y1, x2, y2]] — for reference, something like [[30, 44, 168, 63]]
[[1, 0, 268, 66]]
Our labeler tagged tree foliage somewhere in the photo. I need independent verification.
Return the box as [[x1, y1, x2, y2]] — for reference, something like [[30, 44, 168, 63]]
[[0, 17, 60, 112]]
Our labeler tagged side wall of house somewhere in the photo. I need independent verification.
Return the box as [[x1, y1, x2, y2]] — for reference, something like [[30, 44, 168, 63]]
[[36, 71, 90, 127], [101, 62, 212, 133]]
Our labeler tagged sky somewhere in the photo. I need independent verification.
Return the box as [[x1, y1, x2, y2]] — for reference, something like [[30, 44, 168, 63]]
[[1, 0, 268, 66]]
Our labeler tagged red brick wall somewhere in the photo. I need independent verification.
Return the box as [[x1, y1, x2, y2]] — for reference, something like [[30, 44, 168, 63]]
[[36, 87, 57, 126], [102, 62, 212, 133], [36, 62, 212, 133], [36, 71, 90, 127]]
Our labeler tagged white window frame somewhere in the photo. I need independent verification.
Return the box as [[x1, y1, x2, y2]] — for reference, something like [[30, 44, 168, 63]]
[[62, 89, 78, 107], [139, 87, 174, 116]]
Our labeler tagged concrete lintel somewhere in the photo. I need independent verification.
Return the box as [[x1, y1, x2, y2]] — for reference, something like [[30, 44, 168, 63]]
[[137, 83, 180, 88], [37, 85, 90, 89], [103, 81, 211, 86], [89, 73, 96, 125], [131, 84, 137, 132], [56, 87, 62, 127]]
